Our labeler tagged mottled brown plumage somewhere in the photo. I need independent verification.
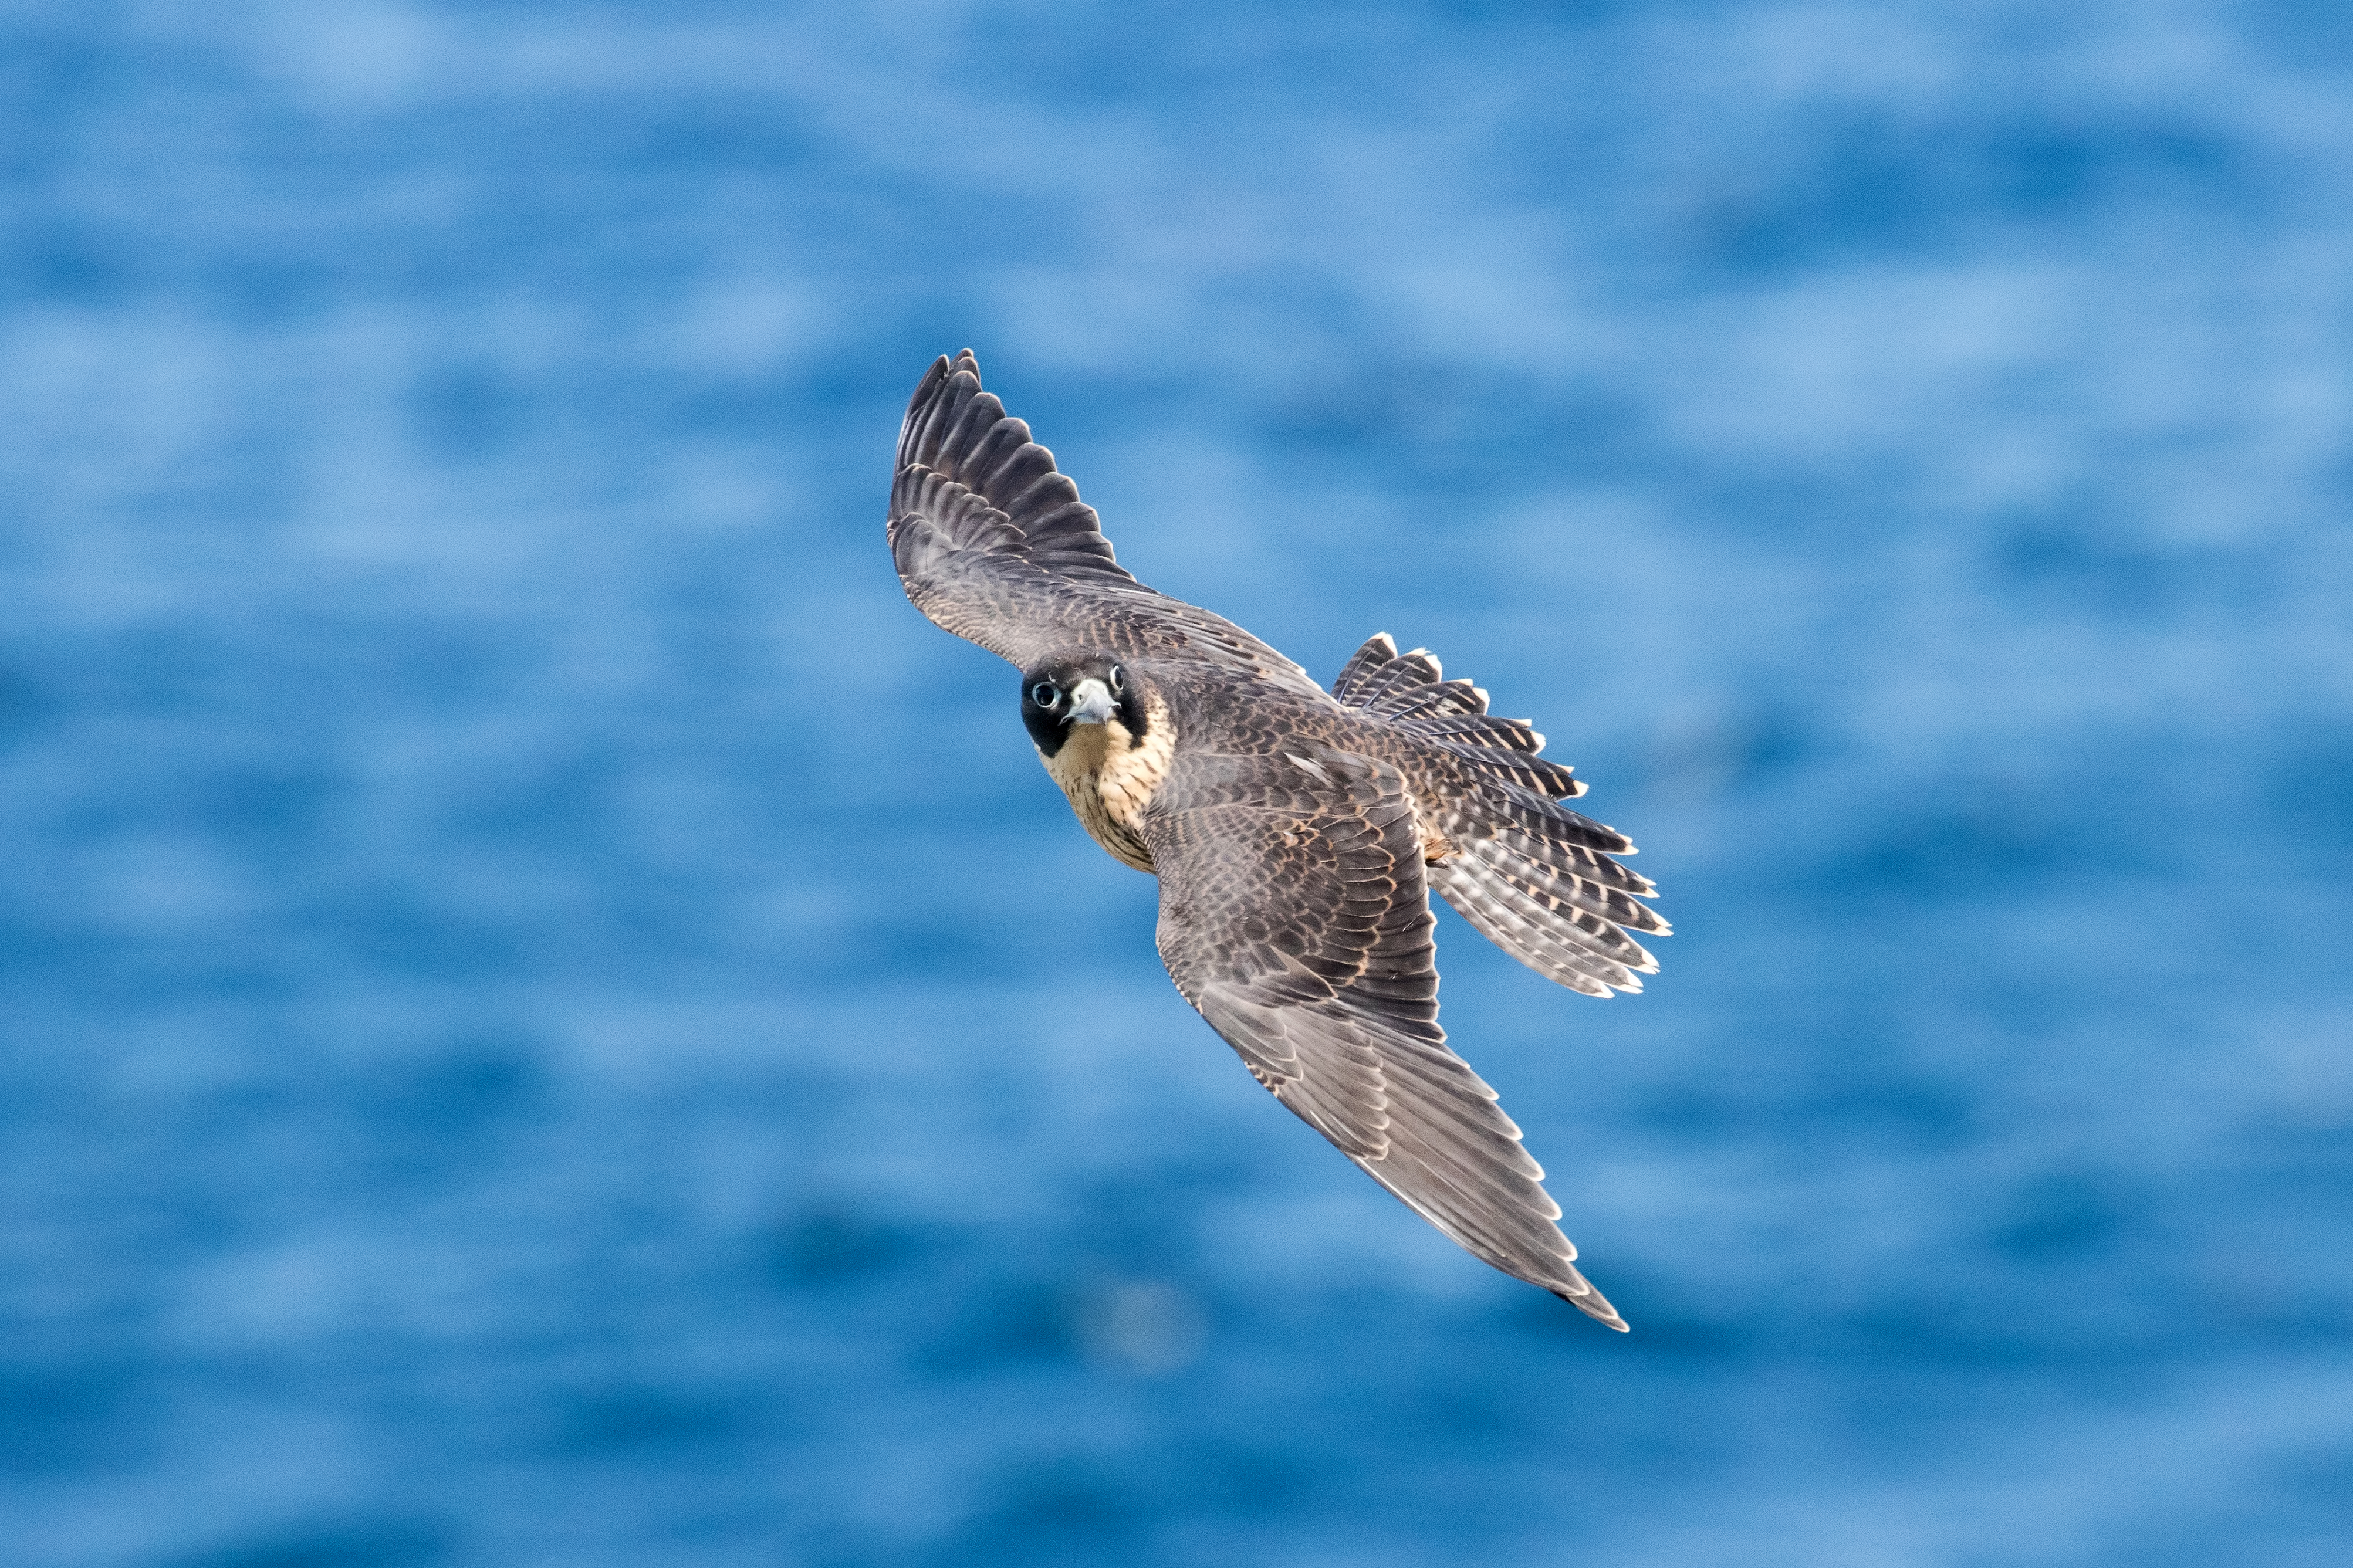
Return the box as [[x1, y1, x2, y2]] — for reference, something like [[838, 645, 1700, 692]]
[[888, 351, 1668, 1329]]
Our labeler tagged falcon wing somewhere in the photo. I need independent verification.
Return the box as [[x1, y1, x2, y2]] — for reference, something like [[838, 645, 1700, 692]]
[[888, 351, 1326, 695], [1143, 745, 1625, 1328]]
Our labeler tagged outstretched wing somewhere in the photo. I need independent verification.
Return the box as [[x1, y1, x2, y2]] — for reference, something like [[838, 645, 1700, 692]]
[[888, 351, 1326, 695], [1143, 745, 1625, 1328]]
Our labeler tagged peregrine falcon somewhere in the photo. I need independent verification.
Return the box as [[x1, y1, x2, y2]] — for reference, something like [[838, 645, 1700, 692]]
[[888, 351, 1667, 1329]]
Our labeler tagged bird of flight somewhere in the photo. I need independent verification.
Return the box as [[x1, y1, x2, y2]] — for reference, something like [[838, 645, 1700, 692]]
[[888, 351, 1667, 1329]]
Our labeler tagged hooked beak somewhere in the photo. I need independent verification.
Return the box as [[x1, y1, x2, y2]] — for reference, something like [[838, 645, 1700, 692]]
[[1063, 677, 1117, 727]]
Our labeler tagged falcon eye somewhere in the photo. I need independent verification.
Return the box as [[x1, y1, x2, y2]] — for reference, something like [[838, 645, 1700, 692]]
[[1108, 665, 1124, 693], [1030, 682, 1060, 707]]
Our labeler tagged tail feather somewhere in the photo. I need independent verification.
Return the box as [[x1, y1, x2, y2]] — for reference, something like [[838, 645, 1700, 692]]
[[1331, 631, 1399, 703], [1333, 632, 1449, 711], [1408, 713, 1549, 753], [1476, 834, 1669, 937], [1371, 679, 1489, 723], [1330, 629, 1667, 1000], [1459, 842, 1658, 965], [1334, 634, 1581, 798], [1431, 743, 1584, 800], [1488, 784, 1637, 857], [1354, 653, 1446, 709], [1495, 824, 1658, 900], [1430, 859, 1645, 996]]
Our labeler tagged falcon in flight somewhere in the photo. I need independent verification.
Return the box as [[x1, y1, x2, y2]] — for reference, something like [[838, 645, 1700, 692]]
[[888, 351, 1667, 1329]]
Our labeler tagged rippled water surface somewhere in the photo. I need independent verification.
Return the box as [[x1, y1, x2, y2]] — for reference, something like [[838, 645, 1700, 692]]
[[5, 3, 2351, 1564]]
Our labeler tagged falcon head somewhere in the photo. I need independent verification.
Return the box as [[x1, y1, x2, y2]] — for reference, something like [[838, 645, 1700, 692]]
[[1020, 653, 1151, 757]]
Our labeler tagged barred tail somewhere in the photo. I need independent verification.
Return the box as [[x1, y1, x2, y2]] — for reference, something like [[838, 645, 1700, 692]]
[[1333, 632, 1668, 998]]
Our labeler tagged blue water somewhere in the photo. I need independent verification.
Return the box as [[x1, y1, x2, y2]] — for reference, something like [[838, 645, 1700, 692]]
[[5, 3, 2349, 1563]]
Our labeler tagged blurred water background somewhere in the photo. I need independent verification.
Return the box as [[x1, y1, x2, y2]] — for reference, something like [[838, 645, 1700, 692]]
[[5, 2, 2351, 1564]]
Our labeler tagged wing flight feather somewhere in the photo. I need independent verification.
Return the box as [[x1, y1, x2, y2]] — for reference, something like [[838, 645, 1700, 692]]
[[1144, 746, 1627, 1329], [888, 351, 1326, 695]]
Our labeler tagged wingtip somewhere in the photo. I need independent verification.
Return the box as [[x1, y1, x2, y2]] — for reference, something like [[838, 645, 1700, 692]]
[[1554, 1285, 1630, 1332]]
